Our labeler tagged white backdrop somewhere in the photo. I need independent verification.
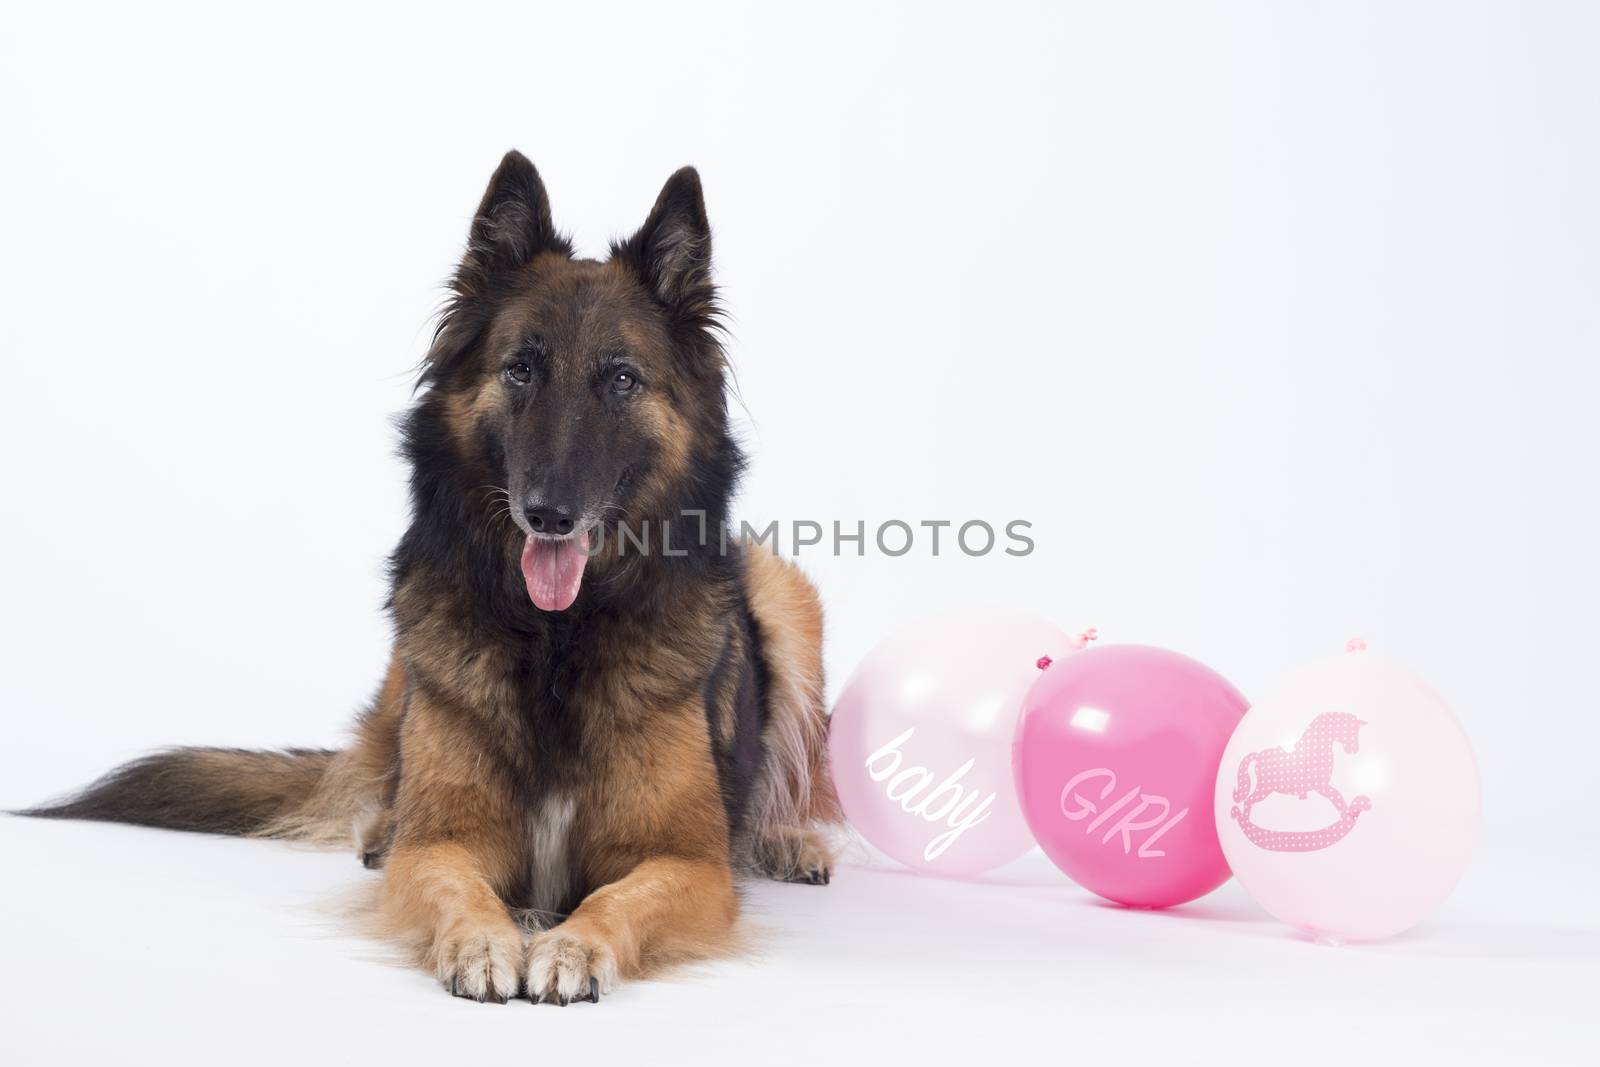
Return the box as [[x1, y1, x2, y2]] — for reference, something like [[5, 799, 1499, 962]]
[[3, 4, 1597, 1065], [3, 3, 1596, 860]]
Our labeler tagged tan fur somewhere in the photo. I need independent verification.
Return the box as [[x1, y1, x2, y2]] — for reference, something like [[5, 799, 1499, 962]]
[[526, 856, 736, 1000], [375, 687, 527, 1000], [741, 542, 840, 832]]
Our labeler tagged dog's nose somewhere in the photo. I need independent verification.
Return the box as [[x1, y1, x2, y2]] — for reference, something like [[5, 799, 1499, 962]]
[[525, 503, 576, 537]]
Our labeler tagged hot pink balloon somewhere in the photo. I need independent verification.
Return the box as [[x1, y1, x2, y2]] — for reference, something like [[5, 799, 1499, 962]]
[[829, 614, 1078, 877], [1215, 644, 1480, 941], [1014, 644, 1248, 907]]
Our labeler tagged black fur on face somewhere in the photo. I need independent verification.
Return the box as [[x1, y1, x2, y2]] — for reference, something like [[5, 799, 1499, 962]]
[[393, 152, 745, 623]]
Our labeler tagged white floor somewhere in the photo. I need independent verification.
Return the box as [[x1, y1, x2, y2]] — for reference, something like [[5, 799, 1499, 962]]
[[0, 815, 1589, 1066]]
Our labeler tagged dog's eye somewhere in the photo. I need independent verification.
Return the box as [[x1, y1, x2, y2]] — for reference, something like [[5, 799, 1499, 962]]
[[504, 362, 532, 385], [610, 370, 637, 394]]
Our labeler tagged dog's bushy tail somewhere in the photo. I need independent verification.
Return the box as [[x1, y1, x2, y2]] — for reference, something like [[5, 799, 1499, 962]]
[[18, 747, 342, 838], [20, 660, 405, 849]]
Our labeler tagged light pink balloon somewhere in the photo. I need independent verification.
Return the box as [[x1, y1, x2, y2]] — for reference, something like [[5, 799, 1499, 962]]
[[829, 614, 1076, 877], [1014, 644, 1248, 907], [1215, 646, 1481, 941]]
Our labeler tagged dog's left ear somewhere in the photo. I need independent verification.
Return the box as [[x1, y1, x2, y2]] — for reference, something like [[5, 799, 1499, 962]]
[[614, 168, 714, 317]]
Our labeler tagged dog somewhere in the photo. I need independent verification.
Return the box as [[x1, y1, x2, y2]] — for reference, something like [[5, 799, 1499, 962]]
[[21, 151, 840, 1004]]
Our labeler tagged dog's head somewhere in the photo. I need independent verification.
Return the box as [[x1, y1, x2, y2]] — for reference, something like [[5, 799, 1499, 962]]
[[410, 151, 738, 612]]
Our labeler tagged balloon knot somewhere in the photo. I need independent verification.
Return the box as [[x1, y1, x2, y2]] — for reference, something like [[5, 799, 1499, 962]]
[[1068, 627, 1099, 651], [1036, 655, 1053, 670], [1345, 637, 1367, 652]]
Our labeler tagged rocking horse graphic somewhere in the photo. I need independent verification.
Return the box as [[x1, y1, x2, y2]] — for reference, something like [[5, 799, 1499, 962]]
[[1229, 712, 1373, 853]]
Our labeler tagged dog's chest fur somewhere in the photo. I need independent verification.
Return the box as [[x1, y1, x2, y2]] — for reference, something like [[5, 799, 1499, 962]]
[[525, 789, 578, 919], [392, 561, 762, 918]]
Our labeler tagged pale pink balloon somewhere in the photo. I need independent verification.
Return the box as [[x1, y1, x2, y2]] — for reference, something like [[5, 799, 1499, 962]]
[[1215, 646, 1481, 941], [1014, 644, 1248, 907], [829, 614, 1076, 877]]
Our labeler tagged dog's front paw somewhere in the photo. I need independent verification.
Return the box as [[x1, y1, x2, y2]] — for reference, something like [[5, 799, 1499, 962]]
[[434, 922, 524, 1003], [526, 927, 616, 1005]]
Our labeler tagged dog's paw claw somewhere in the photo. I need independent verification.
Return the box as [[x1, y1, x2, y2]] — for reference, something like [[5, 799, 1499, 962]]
[[754, 827, 837, 887], [437, 925, 522, 1004], [784, 863, 832, 886], [526, 929, 617, 1005]]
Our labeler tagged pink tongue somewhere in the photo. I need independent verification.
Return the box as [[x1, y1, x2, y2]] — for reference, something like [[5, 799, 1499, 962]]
[[520, 535, 589, 612]]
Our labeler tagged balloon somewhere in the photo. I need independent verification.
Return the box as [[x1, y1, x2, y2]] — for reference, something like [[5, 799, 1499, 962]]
[[1014, 644, 1248, 907], [1215, 643, 1480, 941], [829, 614, 1078, 877]]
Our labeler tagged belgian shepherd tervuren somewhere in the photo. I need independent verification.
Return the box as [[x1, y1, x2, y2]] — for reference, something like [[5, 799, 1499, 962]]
[[22, 151, 840, 1004]]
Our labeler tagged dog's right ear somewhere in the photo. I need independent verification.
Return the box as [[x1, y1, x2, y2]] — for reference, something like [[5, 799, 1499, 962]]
[[427, 153, 573, 380], [458, 151, 572, 291]]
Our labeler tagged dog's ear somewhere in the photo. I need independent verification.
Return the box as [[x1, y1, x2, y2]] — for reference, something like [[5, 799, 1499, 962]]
[[460, 151, 571, 288], [427, 153, 571, 378], [614, 167, 715, 319]]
